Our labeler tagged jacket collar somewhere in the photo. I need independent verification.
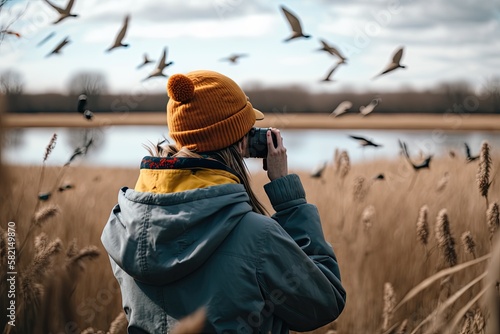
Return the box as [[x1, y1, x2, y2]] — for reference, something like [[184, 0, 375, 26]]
[[135, 156, 241, 193]]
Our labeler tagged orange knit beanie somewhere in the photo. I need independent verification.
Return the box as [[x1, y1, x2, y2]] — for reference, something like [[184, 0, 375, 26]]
[[166, 70, 264, 152]]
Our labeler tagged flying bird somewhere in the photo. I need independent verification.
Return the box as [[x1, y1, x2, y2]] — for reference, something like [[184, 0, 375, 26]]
[[43, 0, 78, 24], [106, 15, 130, 52], [330, 101, 352, 117], [37, 31, 56, 47], [317, 39, 347, 64], [220, 53, 248, 64], [46, 36, 70, 57], [349, 135, 383, 148], [398, 139, 433, 171], [373, 46, 406, 79], [359, 98, 381, 116], [137, 53, 153, 69], [464, 143, 479, 163], [280, 5, 311, 42], [310, 161, 328, 179], [143, 47, 173, 81]]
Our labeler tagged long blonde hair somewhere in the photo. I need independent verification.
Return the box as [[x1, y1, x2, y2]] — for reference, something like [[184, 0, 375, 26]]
[[144, 137, 268, 215]]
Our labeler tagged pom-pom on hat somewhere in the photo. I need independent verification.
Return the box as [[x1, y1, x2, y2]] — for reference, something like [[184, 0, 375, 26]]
[[166, 70, 264, 153]]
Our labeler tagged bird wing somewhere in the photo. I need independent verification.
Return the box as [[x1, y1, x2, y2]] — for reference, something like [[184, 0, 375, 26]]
[[329, 45, 347, 61], [322, 63, 340, 81], [398, 139, 410, 159], [157, 47, 167, 69], [392, 47, 404, 64], [464, 143, 472, 158], [280, 6, 304, 34], [65, 0, 75, 12], [114, 15, 129, 45], [319, 39, 330, 50], [51, 37, 70, 54], [43, 0, 64, 14], [349, 135, 366, 141]]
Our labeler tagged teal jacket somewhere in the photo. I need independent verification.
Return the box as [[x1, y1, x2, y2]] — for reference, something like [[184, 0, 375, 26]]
[[101, 157, 345, 333]]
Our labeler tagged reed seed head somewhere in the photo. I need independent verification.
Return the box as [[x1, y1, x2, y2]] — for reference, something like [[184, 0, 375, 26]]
[[487, 202, 499, 236], [353, 176, 367, 202], [34, 232, 48, 256], [382, 282, 396, 331], [476, 140, 491, 198], [362, 205, 376, 230], [339, 150, 350, 179], [43, 133, 57, 163], [472, 308, 485, 332], [461, 231, 476, 258], [32, 238, 63, 278], [33, 204, 60, 227], [459, 310, 474, 334], [416, 205, 429, 246], [66, 238, 79, 258], [435, 209, 457, 267]]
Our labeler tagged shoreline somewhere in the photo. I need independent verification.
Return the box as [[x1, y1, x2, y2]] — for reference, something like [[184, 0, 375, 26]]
[[3, 112, 500, 131]]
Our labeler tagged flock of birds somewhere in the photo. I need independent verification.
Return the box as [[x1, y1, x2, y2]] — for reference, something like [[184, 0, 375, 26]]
[[310, 136, 483, 188], [3, 1, 408, 85], [278, 5, 407, 81], [17, 0, 175, 81]]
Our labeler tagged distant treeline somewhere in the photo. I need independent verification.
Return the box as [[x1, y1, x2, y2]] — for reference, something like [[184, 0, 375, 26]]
[[2, 85, 500, 114]]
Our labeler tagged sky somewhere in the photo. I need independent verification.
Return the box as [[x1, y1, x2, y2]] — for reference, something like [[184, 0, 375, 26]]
[[0, 0, 499, 96]]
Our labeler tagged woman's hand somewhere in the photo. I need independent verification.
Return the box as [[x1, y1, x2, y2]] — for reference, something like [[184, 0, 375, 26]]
[[265, 128, 288, 181]]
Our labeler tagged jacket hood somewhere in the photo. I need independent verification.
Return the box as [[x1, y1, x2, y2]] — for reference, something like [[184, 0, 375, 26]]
[[101, 184, 252, 285]]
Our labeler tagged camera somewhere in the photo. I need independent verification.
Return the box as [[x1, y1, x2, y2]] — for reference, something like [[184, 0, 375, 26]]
[[248, 127, 278, 158]]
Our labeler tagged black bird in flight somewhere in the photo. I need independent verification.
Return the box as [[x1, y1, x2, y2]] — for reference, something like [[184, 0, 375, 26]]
[[464, 143, 479, 163], [280, 5, 311, 42], [310, 161, 327, 178], [399, 139, 433, 170], [46, 36, 70, 57], [349, 135, 383, 148]]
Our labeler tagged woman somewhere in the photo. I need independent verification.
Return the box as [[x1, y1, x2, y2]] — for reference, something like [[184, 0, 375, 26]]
[[101, 70, 346, 333]]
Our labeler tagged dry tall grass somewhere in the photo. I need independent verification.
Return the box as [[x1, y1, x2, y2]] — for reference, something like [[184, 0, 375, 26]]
[[1, 145, 499, 333]]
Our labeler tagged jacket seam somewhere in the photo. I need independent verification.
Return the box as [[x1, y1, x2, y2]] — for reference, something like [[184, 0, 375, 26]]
[[138, 206, 151, 275]]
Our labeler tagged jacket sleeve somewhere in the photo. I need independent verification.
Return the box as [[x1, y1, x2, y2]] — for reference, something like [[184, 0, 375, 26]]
[[259, 174, 346, 331]]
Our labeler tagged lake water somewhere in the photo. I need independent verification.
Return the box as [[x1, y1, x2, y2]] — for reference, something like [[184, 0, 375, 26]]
[[2, 126, 500, 173]]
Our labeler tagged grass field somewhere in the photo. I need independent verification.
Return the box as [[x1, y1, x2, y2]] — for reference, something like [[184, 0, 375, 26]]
[[1, 139, 499, 333]]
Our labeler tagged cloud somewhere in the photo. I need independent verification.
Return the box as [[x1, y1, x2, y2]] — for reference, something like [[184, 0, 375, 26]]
[[71, 0, 272, 23]]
